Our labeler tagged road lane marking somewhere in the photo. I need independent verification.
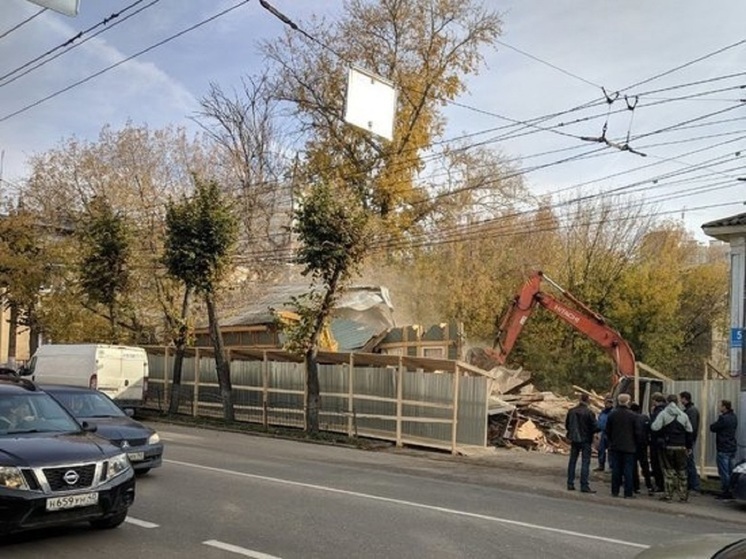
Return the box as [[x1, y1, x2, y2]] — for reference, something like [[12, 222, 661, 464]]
[[125, 516, 160, 529], [157, 431, 205, 442], [165, 459, 648, 550], [203, 539, 282, 558]]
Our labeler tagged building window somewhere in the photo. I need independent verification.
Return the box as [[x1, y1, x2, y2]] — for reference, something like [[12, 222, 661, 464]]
[[423, 347, 445, 358]]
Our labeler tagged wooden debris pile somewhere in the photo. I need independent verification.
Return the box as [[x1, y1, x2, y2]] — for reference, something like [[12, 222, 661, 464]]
[[468, 347, 605, 454]]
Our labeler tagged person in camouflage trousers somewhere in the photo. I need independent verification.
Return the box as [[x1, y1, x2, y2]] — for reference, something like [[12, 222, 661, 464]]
[[651, 393, 694, 502]]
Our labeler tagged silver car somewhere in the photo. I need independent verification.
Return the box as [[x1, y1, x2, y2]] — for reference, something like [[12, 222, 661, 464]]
[[635, 534, 746, 559]]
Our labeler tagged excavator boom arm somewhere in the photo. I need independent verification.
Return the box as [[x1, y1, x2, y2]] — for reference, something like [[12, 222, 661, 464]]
[[535, 292, 636, 379], [493, 271, 636, 381]]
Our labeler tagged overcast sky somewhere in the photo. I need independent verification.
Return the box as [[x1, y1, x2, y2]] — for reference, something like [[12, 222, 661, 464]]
[[1, 0, 744, 241]]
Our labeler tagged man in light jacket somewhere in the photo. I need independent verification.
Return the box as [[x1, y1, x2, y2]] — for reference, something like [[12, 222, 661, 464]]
[[651, 394, 693, 502]]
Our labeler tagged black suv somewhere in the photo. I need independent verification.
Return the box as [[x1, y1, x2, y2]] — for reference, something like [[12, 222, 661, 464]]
[[0, 375, 135, 535]]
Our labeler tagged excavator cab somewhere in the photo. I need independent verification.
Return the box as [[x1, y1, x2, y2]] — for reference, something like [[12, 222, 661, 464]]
[[611, 376, 664, 413]]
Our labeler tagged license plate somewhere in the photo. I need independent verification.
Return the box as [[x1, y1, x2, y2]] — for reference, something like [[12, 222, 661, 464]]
[[127, 452, 145, 462], [46, 492, 99, 511]]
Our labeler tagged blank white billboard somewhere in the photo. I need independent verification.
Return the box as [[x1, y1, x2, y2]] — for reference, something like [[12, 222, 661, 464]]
[[344, 66, 397, 142], [27, 0, 80, 16]]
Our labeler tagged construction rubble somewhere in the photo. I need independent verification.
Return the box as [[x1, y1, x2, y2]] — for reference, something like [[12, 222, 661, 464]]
[[467, 348, 606, 454]]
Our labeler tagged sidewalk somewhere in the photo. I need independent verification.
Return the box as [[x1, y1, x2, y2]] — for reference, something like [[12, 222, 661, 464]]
[[383, 445, 746, 525]]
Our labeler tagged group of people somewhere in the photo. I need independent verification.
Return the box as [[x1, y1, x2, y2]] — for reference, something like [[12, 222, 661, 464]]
[[565, 390, 738, 502]]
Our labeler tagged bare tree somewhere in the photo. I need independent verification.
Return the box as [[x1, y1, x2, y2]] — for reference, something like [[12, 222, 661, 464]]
[[195, 74, 295, 267]]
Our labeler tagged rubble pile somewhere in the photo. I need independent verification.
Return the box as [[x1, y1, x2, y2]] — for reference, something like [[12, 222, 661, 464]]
[[467, 348, 604, 454]]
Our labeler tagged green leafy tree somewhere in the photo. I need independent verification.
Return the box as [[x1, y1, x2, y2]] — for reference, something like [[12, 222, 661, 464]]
[[24, 123, 219, 345], [78, 196, 131, 344], [164, 178, 238, 421], [0, 204, 51, 361], [289, 182, 370, 434]]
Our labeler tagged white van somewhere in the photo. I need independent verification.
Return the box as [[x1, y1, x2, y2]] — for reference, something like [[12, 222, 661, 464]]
[[26, 344, 149, 407]]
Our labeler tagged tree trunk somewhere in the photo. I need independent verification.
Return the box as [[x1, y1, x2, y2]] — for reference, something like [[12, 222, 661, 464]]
[[109, 301, 119, 344], [304, 267, 342, 434], [305, 346, 320, 433], [28, 307, 41, 357], [7, 304, 18, 368], [206, 290, 234, 422], [168, 287, 192, 416]]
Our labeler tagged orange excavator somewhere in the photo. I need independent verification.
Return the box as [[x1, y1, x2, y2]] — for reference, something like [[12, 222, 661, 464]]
[[488, 271, 661, 404]]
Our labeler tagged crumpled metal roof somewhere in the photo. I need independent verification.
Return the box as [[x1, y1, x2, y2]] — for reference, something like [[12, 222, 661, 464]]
[[218, 284, 395, 330], [330, 318, 382, 352]]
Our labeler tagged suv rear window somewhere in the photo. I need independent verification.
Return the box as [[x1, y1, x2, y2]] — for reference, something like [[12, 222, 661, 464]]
[[0, 393, 80, 435]]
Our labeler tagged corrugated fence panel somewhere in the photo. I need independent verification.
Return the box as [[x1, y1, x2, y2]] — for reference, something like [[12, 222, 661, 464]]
[[147, 353, 165, 380], [458, 375, 488, 446], [143, 348, 490, 451], [231, 360, 264, 421], [401, 371, 453, 444], [667, 379, 740, 474], [351, 367, 397, 436], [319, 363, 349, 432], [267, 361, 305, 428]]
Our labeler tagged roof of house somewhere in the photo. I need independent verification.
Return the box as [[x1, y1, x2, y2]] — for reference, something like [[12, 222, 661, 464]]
[[701, 211, 746, 242], [219, 283, 314, 327], [702, 212, 746, 229]]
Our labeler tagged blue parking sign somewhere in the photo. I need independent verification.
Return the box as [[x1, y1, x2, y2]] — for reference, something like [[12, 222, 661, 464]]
[[732, 328, 744, 349]]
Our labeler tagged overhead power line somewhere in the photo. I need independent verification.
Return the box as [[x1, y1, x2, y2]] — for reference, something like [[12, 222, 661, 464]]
[[623, 37, 746, 93], [0, 7, 46, 41], [0, 0, 162, 89], [0, 0, 253, 124], [494, 39, 603, 89]]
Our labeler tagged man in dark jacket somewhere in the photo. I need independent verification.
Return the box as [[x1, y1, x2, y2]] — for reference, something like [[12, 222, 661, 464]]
[[710, 399, 738, 500], [565, 393, 597, 493], [605, 393, 642, 498], [648, 393, 667, 493], [651, 394, 693, 502], [630, 402, 653, 495], [680, 391, 701, 492]]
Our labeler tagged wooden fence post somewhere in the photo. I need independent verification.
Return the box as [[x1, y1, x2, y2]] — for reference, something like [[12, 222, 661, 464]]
[[347, 352, 354, 437], [303, 355, 308, 431], [451, 366, 460, 455], [700, 359, 709, 475], [163, 346, 170, 410], [396, 356, 403, 447], [193, 348, 200, 418], [262, 351, 268, 429]]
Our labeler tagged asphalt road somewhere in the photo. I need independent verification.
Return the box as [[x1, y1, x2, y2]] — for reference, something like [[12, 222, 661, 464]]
[[3, 423, 745, 558]]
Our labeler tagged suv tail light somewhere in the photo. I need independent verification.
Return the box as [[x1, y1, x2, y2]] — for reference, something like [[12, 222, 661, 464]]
[[89, 374, 98, 390]]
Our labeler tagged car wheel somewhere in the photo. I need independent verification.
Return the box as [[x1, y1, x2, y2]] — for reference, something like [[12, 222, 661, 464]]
[[90, 510, 128, 530], [135, 468, 151, 476]]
